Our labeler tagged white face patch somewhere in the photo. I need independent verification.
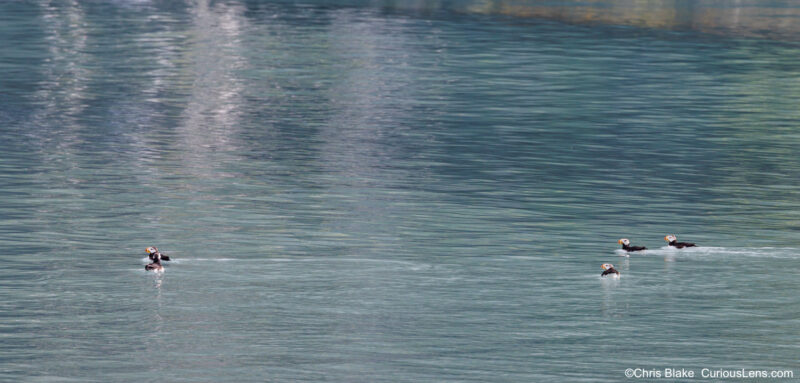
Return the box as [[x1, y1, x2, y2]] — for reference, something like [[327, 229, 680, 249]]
[[602, 263, 614, 270], [621, 239, 630, 246]]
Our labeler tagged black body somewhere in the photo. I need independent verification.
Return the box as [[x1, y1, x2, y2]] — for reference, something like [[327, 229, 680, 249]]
[[145, 253, 163, 270], [149, 252, 170, 261], [668, 240, 696, 249], [621, 243, 647, 252], [601, 267, 619, 277]]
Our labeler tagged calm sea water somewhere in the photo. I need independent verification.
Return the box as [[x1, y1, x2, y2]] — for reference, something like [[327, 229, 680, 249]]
[[2, 1, 800, 382]]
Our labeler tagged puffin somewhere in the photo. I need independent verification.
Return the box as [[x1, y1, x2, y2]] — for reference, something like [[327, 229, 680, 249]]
[[664, 235, 696, 249], [146, 247, 170, 261], [145, 251, 164, 272], [618, 238, 646, 252], [601, 263, 619, 277]]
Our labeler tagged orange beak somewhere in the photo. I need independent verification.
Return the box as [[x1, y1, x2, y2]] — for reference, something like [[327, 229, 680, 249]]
[[664, 236, 669, 241], [618, 239, 623, 245]]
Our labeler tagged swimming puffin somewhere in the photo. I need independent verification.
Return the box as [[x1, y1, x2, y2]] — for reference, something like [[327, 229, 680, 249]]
[[618, 238, 646, 252], [664, 235, 696, 249], [146, 247, 170, 261], [145, 251, 164, 272], [601, 263, 619, 277]]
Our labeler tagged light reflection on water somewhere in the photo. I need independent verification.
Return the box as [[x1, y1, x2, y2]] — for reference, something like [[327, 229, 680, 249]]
[[1, 1, 800, 382], [381, 0, 800, 41]]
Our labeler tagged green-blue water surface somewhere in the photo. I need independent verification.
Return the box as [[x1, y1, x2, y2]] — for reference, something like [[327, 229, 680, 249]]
[[1, 1, 800, 382]]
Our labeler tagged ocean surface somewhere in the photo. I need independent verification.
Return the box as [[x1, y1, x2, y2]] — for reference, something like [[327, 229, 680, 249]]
[[2, 1, 800, 382]]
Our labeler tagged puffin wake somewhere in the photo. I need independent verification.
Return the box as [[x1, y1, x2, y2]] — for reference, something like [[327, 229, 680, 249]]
[[637, 246, 800, 259]]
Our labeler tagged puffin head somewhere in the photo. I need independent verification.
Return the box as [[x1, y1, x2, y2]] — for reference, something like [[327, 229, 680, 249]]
[[618, 239, 630, 246], [145, 246, 159, 255], [601, 263, 614, 271], [664, 235, 677, 242]]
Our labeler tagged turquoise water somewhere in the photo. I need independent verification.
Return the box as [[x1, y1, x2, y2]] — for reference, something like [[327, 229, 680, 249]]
[[2, 1, 800, 382]]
